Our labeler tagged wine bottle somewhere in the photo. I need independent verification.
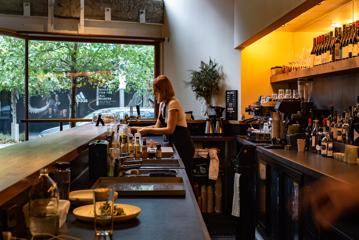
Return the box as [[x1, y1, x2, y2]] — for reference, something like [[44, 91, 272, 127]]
[[335, 27, 342, 61], [311, 119, 319, 153]]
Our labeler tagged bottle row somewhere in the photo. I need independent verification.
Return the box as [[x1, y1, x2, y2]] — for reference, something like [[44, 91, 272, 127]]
[[311, 21, 359, 66], [106, 125, 162, 160], [305, 97, 359, 160]]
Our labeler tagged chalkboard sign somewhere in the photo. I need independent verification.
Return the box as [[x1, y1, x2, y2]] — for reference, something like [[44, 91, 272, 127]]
[[226, 90, 238, 120]]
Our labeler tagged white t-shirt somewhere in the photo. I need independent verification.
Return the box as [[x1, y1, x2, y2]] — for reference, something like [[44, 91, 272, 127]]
[[160, 97, 187, 128]]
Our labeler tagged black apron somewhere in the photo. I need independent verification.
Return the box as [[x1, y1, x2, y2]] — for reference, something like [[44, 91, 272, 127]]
[[160, 101, 195, 178]]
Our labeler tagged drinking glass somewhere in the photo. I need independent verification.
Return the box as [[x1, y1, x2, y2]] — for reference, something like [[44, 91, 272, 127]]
[[292, 89, 299, 99], [297, 79, 306, 100], [278, 89, 284, 99], [93, 188, 115, 238], [285, 89, 292, 99]]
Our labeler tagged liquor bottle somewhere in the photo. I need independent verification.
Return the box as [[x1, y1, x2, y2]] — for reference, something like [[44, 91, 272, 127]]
[[311, 119, 319, 153], [335, 27, 342, 61], [354, 21, 359, 57], [327, 135, 334, 158], [128, 134, 134, 158], [321, 132, 328, 157], [336, 112, 343, 142], [120, 133, 128, 155], [314, 36, 320, 66], [342, 111, 348, 143], [321, 119, 328, 157], [342, 24, 348, 59], [142, 138, 148, 159], [348, 23, 355, 58], [311, 37, 317, 66], [352, 96, 359, 145], [134, 133, 141, 159], [327, 32, 333, 63], [305, 116, 312, 151]]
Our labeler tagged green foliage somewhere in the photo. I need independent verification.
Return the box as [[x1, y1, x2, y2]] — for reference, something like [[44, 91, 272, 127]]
[[188, 58, 224, 106], [0, 36, 155, 97]]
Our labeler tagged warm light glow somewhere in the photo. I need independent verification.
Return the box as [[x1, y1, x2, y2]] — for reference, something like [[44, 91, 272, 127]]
[[331, 22, 341, 28]]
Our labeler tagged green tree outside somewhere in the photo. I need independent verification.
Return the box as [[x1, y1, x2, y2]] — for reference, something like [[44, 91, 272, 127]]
[[0, 35, 155, 140]]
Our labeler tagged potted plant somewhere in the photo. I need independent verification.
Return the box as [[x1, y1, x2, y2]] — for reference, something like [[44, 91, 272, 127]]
[[188, 58, 224, 115]]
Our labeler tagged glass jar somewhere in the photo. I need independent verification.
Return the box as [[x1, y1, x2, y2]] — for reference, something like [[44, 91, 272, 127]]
[[29, 168, 59, 237]]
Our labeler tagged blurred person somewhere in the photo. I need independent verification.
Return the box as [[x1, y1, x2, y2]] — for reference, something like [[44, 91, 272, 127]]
[[304, 174, 359, 229], [131, 75, 195, 177]]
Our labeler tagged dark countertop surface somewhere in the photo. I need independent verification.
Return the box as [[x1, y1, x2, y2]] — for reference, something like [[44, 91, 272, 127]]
[[237, 136, 359, 184], [63, 169, 210, 240]]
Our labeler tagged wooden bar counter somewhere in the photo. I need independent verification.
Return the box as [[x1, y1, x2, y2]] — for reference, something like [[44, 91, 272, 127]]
[[0, 124, 210, 239], [0, 124, 108, 207]]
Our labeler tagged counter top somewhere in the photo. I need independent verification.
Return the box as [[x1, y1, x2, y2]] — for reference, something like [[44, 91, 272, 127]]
[[237, 137, 359, 184], [0, 124, 108, 206], [64, 169, 210, 240]]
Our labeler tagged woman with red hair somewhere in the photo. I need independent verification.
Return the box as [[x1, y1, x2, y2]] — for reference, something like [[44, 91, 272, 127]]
[[132, 75, 194, 177]]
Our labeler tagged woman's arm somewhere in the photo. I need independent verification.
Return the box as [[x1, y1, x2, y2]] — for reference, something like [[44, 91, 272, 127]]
[[130, 111, 161, 133], [139, 109, 178, 135]]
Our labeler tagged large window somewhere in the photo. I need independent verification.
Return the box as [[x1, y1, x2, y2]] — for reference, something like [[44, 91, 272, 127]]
[[28, 41, 155, 138], [0, 35, 25, 147], [0, 34, 157, 144]]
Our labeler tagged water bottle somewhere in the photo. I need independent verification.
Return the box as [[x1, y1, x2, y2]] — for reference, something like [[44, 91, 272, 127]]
[[54, 162, 71, 200], [29, 168, 59, 237]]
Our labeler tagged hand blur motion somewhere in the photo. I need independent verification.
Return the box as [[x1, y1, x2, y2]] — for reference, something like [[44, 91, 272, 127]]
[[138, 128, 149, 135], [304, 177, 359, 229]]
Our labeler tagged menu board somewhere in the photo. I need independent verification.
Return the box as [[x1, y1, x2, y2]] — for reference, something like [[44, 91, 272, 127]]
[[226, 90, 238, 120], [96, 87, 116, 106]]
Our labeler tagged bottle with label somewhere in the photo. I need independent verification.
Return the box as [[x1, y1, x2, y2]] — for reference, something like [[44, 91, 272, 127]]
[[352, 97, 359, 146], [128, 134, 134, 158], [29, 168, 59, 237], [311, 119, 319, 153], [305, 117, 312, 151], [334, 27, 342, 61], [134, 133, 141, 159], [120, 133, 128, 155], [142, 138, 148, 159], [321, 132, 328, 157]]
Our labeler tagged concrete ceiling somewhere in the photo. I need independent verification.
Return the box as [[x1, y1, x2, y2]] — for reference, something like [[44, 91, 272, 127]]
[[0, 0, 164, 23]]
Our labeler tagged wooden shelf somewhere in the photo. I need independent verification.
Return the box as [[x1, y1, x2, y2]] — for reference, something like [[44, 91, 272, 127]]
[[270, 57, 359, 83]]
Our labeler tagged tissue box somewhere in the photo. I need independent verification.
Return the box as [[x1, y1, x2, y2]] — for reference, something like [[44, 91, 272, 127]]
[[23, 199, 71, 228]]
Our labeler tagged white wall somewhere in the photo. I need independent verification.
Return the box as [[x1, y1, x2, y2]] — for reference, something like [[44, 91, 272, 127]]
[[163, 0, 240, 119]]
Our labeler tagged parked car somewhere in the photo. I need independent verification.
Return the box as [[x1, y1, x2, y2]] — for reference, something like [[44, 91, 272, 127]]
[[39, 107, 155, 137]]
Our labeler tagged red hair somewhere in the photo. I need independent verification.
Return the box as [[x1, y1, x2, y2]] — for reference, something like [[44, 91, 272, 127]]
[[153, 75, 175, 101]]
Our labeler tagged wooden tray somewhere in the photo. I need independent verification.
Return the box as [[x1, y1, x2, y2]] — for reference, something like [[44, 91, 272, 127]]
[[92, 176, 186, 197]]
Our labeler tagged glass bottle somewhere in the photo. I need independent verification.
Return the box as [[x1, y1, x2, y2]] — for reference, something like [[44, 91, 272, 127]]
[[305, 116, 312, 151], [311, 119, 319, 153], [142, 138, 148, 160], [29, 168, 59, 237], [128, 134, 134, 158], [134, 133, 141, 159], [54, 162, 71, 200]]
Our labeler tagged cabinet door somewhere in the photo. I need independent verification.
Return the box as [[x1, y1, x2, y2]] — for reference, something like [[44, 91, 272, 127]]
[[256, 159, 268, 234], [281, 167, 303, 240]]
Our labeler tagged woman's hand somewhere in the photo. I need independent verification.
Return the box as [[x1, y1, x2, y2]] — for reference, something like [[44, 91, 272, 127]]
[[138, 128, 150, 135], [304, 177, 359, 229]]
